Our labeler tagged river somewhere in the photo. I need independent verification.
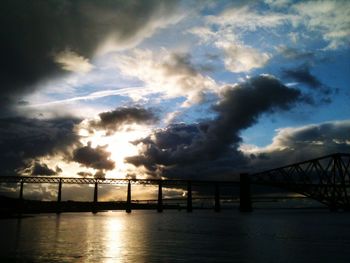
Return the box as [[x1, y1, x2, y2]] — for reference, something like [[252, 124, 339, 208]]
[[1, 209, 350, 262]]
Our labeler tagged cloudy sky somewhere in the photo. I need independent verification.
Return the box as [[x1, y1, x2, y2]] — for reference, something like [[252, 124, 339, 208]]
[[1, 0, 350, 188]]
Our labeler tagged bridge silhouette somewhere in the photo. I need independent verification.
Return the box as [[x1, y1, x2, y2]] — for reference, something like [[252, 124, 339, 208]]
[[0, 153, 349, 213], [250, 153, 350, 211]]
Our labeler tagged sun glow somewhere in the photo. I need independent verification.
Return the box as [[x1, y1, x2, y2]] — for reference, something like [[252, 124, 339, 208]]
[[80, 124, 150, 178], [103, 215, 125, 262]]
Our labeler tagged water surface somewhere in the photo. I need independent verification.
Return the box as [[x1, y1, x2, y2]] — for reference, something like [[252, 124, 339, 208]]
[[1, 210, 350, 262]]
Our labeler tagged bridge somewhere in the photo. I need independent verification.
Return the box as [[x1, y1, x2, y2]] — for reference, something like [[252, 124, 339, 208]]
[[0, 153, 349, 213], [0, 177, 237, 213], [249, 153, 350, 211]]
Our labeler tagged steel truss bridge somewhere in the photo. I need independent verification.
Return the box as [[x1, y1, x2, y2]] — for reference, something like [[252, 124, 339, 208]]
[[0, 176, 236, 213], [251, 153, 350, 211], [0, 153, 349, 212]]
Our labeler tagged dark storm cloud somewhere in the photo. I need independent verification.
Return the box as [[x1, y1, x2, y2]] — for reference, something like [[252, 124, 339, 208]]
[[77, 171, 93, 177], [278, 46, 315, 60], [94, 170, 106, 179], [282, 65, 333, 106], [0, 117, 81, 176], [30, 162, 57, 176], [248, 121, 350, 171], [283, 66, 321, 88], [77, 170, 106, 179], [126, 123, 211, 172], [72, 142, 115, 170], [89, 107, 158, 134], [56, 166, 63, 173], [0, 0, 178, 115], [126, 75, 305, 179]]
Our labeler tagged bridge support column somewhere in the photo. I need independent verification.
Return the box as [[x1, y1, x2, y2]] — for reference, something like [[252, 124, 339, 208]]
[[126, 181, 131, 213], [18, 180, 24, 214], [92, 181, 98, 213], [214, 183, 221, 212], [19, 180, 24, 201], [94, 182, 98, 203], [329, 156, 342, 212], [157, 180, 163, 213], [239, 173, 252, 212], [187, 181, 192, 212], [56, 179, 62, 214]]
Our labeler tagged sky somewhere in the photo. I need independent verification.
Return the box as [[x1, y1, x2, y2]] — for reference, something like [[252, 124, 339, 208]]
[[1, 0, 350, 195]]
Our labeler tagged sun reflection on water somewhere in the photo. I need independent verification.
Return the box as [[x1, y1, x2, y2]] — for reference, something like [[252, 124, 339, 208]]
[[103, 213, 125, 262]]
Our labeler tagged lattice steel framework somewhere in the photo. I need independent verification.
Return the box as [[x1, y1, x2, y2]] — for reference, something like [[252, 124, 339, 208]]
[[0, 175, 238, 213], [252, 153, 350, 210], [0, 176, 238, 187]]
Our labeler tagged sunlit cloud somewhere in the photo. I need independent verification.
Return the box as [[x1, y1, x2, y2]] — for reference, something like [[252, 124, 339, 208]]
[[114, 49, 218, 107], [54, 50, 94, 74], [216, 41, 270, 73], [78, 124, 153, 178]]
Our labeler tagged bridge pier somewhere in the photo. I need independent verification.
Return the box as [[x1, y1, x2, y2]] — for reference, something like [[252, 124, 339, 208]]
[[187, 181, 192, 212], [18, 180, 24, 214], [126, 181, 131, 213], [214, 183, 221, 212], [19, 180, 24, 201], [239, 173, 252, 212], [56, 179, 62, 214], [57, 179, 62, 203], [157, 180, 163, 212], [92, 181, 98, 213]]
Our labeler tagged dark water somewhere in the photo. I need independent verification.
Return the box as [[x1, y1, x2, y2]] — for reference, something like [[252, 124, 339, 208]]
[[1, 210, 350, 262]]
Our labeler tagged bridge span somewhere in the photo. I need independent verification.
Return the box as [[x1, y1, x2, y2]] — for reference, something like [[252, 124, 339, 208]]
[[0, 177, 238, 213]]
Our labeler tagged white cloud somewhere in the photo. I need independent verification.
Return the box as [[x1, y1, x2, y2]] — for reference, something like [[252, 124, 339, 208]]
[[188, 0, 349, 75], [188, 5, 291, 73], [207, 5, 293, 32], [54, 50, 94, 73], [293, 0, 350, 49], [187, 26, 217, 44], [216, 41, 270, 73], [264, 0, 293, 8], [164, 110, 182, 124], [190, 5, 292, 46], [114, 49, 218, 107]]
